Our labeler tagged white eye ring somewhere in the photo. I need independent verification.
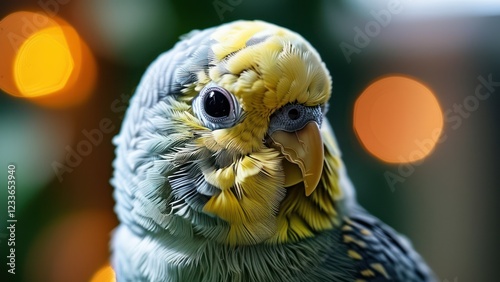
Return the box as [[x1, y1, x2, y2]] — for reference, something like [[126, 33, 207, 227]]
[[193, 83, 241, 130]]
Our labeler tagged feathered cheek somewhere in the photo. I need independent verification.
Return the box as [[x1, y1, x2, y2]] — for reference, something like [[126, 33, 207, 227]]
[[201, 150, 286, 245]]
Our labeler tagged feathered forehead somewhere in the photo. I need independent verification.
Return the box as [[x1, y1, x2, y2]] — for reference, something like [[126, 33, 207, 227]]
[[194, 20, 332, 115]]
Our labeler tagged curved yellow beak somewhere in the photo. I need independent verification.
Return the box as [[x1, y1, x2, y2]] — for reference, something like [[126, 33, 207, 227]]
[[269, 122, 324, 196]]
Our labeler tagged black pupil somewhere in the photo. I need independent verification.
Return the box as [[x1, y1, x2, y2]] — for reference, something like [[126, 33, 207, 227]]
[[288, 108, 300, 120], [204, 90, 230, 118]]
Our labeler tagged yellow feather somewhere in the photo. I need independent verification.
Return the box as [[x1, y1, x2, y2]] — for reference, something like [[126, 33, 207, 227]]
[[211, 21, 269, 60], [204, 189, 243, 221], [202, 165, 235, 191], [236, 155, 263, 180]]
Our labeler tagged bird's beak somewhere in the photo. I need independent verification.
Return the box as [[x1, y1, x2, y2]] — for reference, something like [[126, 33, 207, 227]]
[[269, 122, 324, 196]]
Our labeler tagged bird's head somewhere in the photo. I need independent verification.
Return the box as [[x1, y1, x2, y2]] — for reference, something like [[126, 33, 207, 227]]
[[113, 20, 347, 246]]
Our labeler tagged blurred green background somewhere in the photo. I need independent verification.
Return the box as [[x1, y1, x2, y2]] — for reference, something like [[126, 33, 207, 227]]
[[1, 0, 499, 281]]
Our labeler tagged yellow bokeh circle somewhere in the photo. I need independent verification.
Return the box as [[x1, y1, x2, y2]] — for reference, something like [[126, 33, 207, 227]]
[[0, 11, 96, 107]]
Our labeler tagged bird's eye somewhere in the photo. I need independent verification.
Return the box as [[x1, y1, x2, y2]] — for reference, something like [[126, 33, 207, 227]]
[[204, 90, 231, 118], [193, 83, 241, 130], [267, 104, 323, 134], [287, 108, 300, 120]]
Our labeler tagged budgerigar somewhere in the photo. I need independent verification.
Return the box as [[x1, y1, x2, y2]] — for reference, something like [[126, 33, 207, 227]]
[[111, 20, 436, 281]]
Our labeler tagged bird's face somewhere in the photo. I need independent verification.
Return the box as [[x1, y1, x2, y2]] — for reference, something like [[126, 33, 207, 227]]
[[118, 21, 341, 246], [191, 22, 330, 194]]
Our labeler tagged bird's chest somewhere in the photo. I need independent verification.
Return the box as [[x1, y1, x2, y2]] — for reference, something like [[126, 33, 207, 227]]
[[112, 225, 354, 282]]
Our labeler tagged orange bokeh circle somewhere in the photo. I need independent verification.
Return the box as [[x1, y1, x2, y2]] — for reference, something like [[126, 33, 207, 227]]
[[354, 75, 443, 163]]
